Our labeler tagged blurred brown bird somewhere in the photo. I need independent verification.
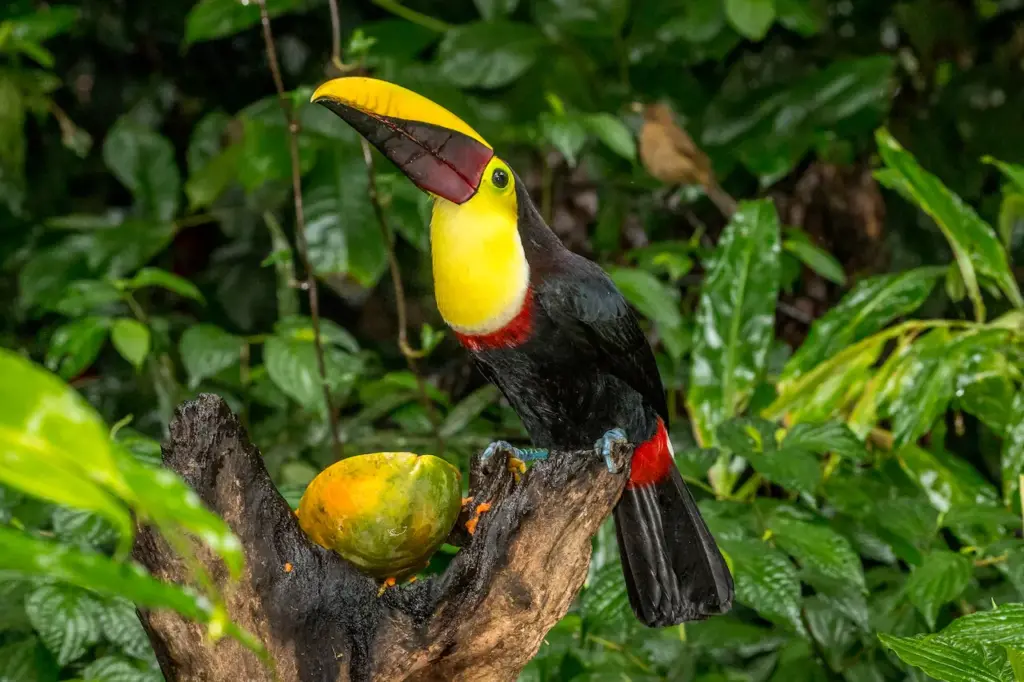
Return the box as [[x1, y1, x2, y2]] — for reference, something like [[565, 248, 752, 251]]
[[637, 102, 736, 217]]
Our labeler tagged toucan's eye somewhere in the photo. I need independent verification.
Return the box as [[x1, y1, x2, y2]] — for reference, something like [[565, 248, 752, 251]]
[[491, 168, 509, 189]]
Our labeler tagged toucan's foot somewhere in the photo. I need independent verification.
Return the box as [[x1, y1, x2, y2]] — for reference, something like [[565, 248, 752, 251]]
[[596, 428, 628, 473], [377, 576, 397, 597], [465, 502, 492, 535], [481, 438, 548, 464]]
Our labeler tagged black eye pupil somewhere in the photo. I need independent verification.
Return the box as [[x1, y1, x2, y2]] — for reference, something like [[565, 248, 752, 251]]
[[492, 168, 509, 188]]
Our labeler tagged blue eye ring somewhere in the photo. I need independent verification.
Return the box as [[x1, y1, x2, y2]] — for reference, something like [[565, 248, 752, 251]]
[[491, 168, 509, 189]]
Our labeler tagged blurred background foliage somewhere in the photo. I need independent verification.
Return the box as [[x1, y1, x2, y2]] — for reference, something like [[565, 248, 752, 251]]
[[1, 0, 1024, 680]]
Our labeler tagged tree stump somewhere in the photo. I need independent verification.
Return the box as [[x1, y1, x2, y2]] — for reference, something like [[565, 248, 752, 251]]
[[132, 394, 632, 682]]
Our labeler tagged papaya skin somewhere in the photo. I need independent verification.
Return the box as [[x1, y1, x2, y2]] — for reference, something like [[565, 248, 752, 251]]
[[296, 452, 463, 580]]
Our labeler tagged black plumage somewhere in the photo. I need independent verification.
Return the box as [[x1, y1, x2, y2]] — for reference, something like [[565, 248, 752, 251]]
[[465, 175, 734, 626]]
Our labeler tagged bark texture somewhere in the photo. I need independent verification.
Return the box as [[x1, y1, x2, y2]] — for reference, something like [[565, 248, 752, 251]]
[[133, 394, 632, 682]]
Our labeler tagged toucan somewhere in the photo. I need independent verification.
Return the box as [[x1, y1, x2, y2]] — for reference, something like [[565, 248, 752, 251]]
[[312, 77, 734, 626]]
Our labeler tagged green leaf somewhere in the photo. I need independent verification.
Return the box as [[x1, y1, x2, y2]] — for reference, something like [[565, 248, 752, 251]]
[[539, 113, 587, 166], [119, 267, 204, 303], [876, 130, 1023, 318], [1008, 649, 1024, 682], [750, 447, 821, 494], [236, 116, 317, 192], [899, 443, 1000, 513], [783, 232, 846, 285], [81, 656, 160, 682], [905, 550, 974, 629], [114, 446, 244, 580], [473, 0, 519, 20], [102, 119, 181, 222], [879, 633, 1010, 682], [439, 385, 499, 439], [97, 599, 152, 661], [110, 319, 150, 371], [532, 0, 629, 36], [437, 22, 543, 89], [782, 421, 868, 462], [775, 0, 825, 36], [984, 156, 1024, 193], [24, 585, 101, 666], [185, 143, 241, 210], [687, 199, 781, 446], [7, 5, 79, 43], [303, 147, 386, 288], [721, 538, 804, 633], [585, 114, 636, 162], [942, 604, 1024, 648], [997, 193, 1024, 252], [179, 324, 245, 389], [274, 316, 360, 352], [724, 0, 776, 40], [608, 267, 684, 335], [45, 317, 110, 380], [184, 0, 304, 44], [52, 507, 117, 550], [768, 516, 865, 589], [0, 636, 58, 682], [0, 350, 132, 543], [186, 110, 231, 173], [0, 72, 27, 216], [264, 336, 361, 410], [778, 267, 943, 385], [1003, 393, 1024, 507]]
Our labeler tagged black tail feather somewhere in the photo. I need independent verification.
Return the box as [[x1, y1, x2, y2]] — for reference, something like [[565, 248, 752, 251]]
[[613, 467, 733, 627]]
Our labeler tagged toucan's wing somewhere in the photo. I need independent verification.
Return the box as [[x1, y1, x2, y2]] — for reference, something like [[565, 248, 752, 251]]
[[536, 257, 669, 426]]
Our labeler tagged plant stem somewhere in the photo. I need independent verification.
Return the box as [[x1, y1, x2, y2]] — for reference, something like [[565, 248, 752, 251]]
[[256, 0, 341, 460], [359, 139, 443, 449], [371, 0, 452, 32]]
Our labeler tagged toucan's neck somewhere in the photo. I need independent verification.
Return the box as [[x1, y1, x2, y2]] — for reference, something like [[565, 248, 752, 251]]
[[430, 198, 530, 336]]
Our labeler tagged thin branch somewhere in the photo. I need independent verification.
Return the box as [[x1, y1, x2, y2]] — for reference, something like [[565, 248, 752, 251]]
[[256, 0, 341, 459], [327, 0, 343, 72], [371, 0, 452, 32], [359, 140, 443, 442]]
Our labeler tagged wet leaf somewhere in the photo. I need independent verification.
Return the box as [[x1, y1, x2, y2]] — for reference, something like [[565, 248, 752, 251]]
[[783, 231, 846, 285], [1002, 393, 1024, 507], [303, 147, 387, 288], [877, 129, 1023, 318], [439, 385, 499, 439], [905, 550, 973, 629], [687, 199, 781, 445], [437, 22, 543, 89], [119, 268, 204, 303], [184, 0, 305, 45], [725, 0, 776, 40], [110, 319, 150, 371], [45, 317, 110, 380], [768, 516, 865, 589], [473, 0, 519, 20], [102, 119, 180, 222], [782, 421, 868, 462], [942, 604, 1024, 648], [585, 114, 636, 162], [721, 538, 804, 633], [879, 633, 1010, 682], [179, 324, 245, 389], [778, 267, 943, 386], [264, 335, 362, 411], [532, 0, 629, 37], [24, 585, 101, 666]]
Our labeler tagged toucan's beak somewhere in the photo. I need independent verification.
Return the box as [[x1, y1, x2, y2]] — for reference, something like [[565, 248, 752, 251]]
[[311, 77, 494, 204]]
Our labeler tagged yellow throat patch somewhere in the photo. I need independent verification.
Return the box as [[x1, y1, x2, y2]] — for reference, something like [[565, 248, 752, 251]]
[[429, 158, 529, 335]]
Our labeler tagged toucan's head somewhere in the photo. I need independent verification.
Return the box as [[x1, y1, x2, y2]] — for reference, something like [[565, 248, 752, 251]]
[[311, 77, 519, 218], [312, 77, 531, 336]]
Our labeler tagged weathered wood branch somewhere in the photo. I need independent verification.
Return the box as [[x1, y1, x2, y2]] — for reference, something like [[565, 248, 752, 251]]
[[133, 394, 632, 682]]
